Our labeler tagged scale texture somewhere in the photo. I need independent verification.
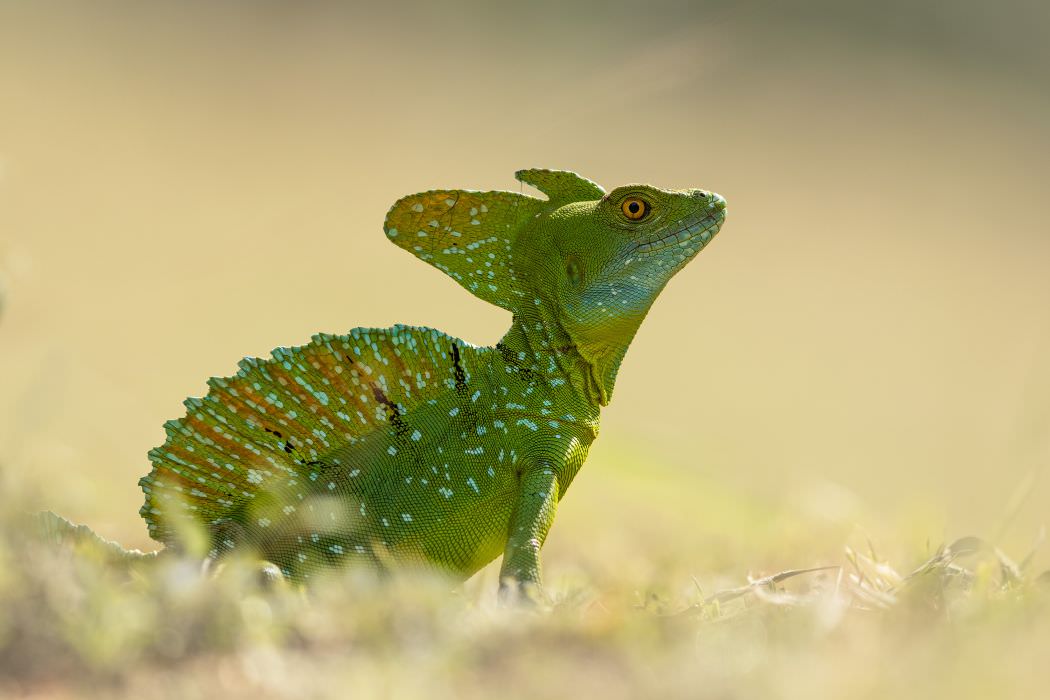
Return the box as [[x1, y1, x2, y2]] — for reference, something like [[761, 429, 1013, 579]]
[[120, 169, 726, 592]]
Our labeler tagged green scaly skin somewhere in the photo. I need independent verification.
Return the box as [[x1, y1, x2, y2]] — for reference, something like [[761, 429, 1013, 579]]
[[54, 169, 727, 599]]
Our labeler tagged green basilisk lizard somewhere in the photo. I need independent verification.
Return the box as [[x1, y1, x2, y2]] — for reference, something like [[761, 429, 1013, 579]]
[[39, 169, 727, 598]]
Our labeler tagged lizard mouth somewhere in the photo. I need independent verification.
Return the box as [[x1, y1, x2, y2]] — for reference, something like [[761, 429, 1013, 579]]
[[632, 208, 726, 256]]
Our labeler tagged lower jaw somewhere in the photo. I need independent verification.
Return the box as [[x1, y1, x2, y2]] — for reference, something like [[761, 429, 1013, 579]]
[[635, 219, 722, 257]]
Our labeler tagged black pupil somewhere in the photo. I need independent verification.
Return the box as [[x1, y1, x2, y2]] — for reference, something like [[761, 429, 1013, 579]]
[[628, 201, 640, 214]]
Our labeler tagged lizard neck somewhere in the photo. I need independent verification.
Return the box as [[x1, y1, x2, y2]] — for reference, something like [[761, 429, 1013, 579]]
[[496, 301, 604, 411]]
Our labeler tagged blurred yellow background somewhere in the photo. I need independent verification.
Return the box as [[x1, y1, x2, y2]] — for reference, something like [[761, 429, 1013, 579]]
[[1, 1, 1047, 567]]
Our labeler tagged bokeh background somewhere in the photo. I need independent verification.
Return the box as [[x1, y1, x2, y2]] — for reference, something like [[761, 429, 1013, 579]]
[[1, 0, 1048, 573]]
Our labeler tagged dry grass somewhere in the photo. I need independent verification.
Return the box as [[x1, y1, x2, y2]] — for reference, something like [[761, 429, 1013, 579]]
[[1, 463, 1046, 700]]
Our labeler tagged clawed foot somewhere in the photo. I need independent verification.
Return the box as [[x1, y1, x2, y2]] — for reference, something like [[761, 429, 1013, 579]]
[[497, 576, 547, 607], [204, 557, 289, 590]]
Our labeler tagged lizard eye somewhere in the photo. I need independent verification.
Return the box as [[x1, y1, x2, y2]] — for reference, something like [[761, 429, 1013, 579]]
[[620, 197, 649, 221]]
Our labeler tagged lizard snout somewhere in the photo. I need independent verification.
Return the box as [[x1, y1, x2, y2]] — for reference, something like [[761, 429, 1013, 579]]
[[689, 189, 727, 212]]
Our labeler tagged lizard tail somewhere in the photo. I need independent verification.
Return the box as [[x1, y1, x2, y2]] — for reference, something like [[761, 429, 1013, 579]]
[[33, 511, 158, 566]]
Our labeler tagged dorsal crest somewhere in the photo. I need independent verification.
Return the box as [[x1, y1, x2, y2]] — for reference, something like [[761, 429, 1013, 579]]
[[384, 169, 605, 313], [139, 325, 487, 560]]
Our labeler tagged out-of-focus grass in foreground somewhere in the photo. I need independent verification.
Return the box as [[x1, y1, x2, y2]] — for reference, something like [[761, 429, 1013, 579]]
[[1, 465, 1046, 700]]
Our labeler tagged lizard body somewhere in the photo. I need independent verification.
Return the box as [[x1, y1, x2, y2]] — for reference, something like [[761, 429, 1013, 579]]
[[52, 169, 727, 595]]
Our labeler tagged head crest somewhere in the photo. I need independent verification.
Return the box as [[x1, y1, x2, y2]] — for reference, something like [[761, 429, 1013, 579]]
[[384, 169, 605, 313], [514, 168, 605, 205]]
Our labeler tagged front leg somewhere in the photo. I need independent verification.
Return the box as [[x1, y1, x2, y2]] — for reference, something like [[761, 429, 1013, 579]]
[[498, 464, 559, 604]]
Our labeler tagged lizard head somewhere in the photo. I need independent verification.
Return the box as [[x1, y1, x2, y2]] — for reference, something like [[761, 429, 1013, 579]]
[[527, 182, 727, 404], [384, 170, 726, 405]]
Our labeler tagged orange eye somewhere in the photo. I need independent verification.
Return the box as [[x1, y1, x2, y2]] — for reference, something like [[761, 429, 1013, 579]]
[[620, 197, 649, 221]]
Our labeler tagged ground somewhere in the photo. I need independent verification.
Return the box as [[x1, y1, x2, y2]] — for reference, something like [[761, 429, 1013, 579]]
[[1, 450, 1046, 700]]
